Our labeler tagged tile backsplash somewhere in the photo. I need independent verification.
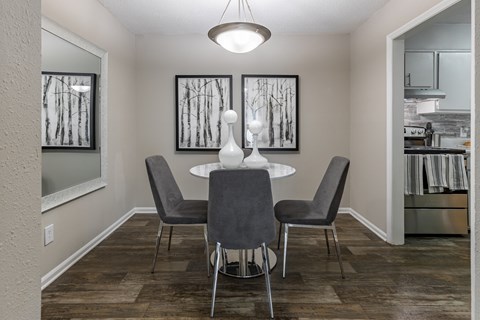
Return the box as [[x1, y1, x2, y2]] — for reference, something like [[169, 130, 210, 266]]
[[404, 102, 471, 137]]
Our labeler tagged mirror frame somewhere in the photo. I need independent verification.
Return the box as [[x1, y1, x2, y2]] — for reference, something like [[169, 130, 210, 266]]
[[41, 17, 108, 212]]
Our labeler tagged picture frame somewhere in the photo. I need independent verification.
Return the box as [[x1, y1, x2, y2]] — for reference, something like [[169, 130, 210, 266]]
[[242, 75, 299, 151], [176, 75, 233, 151], [41, 71, 96, 150]]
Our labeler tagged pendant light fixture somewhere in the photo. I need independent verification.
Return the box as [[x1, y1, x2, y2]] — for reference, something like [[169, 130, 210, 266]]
[[208, 0, 271, 54]]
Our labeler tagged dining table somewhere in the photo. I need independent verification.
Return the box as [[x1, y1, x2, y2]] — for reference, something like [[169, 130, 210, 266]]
[[189, 161, 296, 278]]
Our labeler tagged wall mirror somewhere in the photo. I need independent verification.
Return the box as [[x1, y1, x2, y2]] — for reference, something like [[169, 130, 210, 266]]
[[41, 17, 108, 212]]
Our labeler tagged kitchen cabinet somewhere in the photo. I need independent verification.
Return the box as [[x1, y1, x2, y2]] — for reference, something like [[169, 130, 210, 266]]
[[404, 51, 435, 88], [437, 51, 471, 111], [406, 50, 472, 113]]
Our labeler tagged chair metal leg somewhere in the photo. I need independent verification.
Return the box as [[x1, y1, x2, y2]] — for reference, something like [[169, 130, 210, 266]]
[[331, 223, 345, 279], [167, 226, 174, 251], [210, 242, 221, 318], [265, 245, 272, 274], [151, 221, 164, 273], [324, 229, 331, 255], [203, 225, 210, 277], [222, 249, 227, 273], [277, 223, 283, 250], [282, 224, 289, 278], [261, 243, 274, 319]]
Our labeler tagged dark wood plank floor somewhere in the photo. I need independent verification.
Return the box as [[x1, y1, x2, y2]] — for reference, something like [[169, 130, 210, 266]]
[[42, 213, 471, 319]]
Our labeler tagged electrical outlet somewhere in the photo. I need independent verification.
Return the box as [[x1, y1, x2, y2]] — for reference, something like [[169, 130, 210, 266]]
[[44, 224, 54, 246]]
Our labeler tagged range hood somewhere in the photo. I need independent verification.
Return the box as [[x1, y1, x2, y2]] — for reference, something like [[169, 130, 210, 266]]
[[404, 88, 446, 99]]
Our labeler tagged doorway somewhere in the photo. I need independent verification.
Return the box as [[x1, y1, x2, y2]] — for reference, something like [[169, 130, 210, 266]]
[[386, 0, 475, 314], [387, 0, 472, 243]]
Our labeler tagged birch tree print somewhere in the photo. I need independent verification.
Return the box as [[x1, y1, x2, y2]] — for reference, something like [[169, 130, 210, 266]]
[[176, 75, 232, 150], [242, 75, 298, 150], [41, 72, 95, 149]]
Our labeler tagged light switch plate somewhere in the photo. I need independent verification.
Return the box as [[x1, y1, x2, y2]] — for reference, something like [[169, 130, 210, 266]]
[[44, 224, 54, 246]]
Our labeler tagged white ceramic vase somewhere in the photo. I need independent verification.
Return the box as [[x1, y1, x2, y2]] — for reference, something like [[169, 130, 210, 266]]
[[218, 110, 244, 169], [244, 120, 268, 169]]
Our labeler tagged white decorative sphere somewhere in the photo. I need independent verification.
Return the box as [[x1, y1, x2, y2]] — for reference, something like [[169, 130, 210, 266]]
[[223, 110, 238, 124], [248, 120, 263, 134]]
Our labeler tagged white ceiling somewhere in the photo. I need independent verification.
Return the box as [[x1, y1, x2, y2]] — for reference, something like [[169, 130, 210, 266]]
[[98, 0, 391, 35]]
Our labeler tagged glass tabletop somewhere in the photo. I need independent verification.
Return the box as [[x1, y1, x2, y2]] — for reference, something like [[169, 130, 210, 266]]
[[189, 162, 296, 179]]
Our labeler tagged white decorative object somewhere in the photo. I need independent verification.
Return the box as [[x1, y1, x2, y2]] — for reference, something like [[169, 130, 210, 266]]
[[244, 120, 268, 168], [218, 110, 244, 169]]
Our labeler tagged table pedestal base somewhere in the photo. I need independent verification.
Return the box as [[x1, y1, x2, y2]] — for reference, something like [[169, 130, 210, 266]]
[[210, 248, 277, 278]]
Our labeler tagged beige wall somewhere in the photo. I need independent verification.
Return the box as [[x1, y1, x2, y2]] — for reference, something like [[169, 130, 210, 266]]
[[350, 0, 443, 231], [41, 0, 137, 275], [0, 0, 41, 318], [135, 34, 351, 206]]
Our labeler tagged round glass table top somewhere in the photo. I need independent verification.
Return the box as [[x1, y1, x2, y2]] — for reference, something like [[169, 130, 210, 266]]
[[189, 162, 296, 179]]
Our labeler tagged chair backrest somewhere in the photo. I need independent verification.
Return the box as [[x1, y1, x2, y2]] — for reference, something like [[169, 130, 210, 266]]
[[208, 169, 275, 249], [312, 156, 350, 224], [145, 155, 184, 221]]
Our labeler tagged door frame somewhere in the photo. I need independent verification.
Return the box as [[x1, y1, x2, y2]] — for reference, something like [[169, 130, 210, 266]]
[[386, 0, 465, 242], [386, 0, 476, 316]]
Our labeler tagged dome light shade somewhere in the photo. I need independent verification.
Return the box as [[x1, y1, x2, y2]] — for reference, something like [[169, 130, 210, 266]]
[[209, 22, 271, 53], [208, 0, 271, 53]]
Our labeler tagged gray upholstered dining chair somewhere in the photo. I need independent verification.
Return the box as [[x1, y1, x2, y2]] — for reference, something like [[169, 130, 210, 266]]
[[275, 156, 350, 279], [145, 155, 209, 276], [208, 169, 275, 319]]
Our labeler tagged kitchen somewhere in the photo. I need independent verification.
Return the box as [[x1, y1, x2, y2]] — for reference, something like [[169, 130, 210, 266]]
[[402, 0, 471, 235]]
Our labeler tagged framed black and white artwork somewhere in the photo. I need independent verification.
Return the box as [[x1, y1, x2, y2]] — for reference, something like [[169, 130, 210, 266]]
[[41, 72, 96, 149], [242, 75, 299, 151], [176, 75, 233, 151]]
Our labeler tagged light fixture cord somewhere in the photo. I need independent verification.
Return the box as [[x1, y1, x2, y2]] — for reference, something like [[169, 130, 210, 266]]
[[218, 0, 233, 24], [244, 0, 256, 22], [239, 0, 242, 20], [217, 0, 256, 24]]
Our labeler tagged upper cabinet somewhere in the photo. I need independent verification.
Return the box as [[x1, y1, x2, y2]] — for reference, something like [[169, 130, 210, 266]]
[[404, 21, 471, 113], [405, 50, 471, 113], [437, 51, 471, 111], [404, 51, 435, 88]]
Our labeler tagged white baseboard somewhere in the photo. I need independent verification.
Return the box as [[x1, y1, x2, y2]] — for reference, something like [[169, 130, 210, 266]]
[[134, 207, 157, 214], [343, 207, 387, 241], [41, 207, 138, 290]]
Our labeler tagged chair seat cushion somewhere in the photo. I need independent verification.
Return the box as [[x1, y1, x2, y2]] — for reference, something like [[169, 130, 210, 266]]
[[162, 200, 208, 224], [274, 200, 329, 225]]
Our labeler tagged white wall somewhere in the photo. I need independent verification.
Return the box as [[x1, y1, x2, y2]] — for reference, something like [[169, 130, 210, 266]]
[[41, 0, 137, 276], [135, 34, 351, 206], [350, 0, 443, 231], [0, 0, 41, 318]]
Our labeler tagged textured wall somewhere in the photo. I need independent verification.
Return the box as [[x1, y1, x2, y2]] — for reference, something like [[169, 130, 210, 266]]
[[349, 0, 443, 231], [0, 0, 41, 318], [135, 34, 351, 206], [473, 0, 479, 317], [41, 0, 137, 276]]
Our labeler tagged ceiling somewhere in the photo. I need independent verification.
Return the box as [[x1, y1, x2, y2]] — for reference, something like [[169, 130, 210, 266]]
[[98, 0, 391, 35]]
